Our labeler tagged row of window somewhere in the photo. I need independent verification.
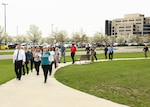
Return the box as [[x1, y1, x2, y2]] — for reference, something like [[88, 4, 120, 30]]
[[115, 19, 142, 23]]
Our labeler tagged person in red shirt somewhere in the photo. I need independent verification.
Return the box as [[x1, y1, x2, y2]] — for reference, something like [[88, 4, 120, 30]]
[[70, 44, 76, 64]]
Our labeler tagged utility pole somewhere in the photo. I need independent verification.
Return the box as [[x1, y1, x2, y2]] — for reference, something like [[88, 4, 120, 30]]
[[16, 26, 18, 37], [2, 3, 8, 45], [2, 3, 8, 33], [51, 24, 53, 37]]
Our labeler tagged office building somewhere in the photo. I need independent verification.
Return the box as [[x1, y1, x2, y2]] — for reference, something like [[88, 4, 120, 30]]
[[105, 13, 150, 36]]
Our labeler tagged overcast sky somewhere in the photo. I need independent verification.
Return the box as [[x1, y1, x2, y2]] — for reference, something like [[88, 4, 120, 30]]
[[0, 0, 150, 37]]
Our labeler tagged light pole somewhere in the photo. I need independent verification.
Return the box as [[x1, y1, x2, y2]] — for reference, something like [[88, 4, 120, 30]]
[[2, 3, 8, 33]]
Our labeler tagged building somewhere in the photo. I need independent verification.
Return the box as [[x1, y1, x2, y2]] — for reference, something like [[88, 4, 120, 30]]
[[105, 13, 150, 36]]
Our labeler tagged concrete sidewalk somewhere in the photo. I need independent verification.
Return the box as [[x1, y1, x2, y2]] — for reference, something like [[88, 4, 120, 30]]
[[0, 61, 130, 107]]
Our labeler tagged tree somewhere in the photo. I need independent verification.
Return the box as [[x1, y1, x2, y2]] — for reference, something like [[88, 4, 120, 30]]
[[108, 35, 116, 44], [27, 24, 42, 44], [45, 37, 55, 43], [71, 32, 81, 43], [81, 34, 89, 42], [3, 33, 11, 43], [55, 30, 68, 42], [16, 35, 28, 43], [6, 35, 14, 42], [131, 35, 142, 43], [126, 35, 133, 43], [92, 32, 102, 42], [103, 35, 109, 44], [116, 35, 125, 43], [143, 34, 150, 43]]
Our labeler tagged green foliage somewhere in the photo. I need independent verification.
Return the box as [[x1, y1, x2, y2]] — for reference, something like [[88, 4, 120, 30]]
[[55, 59, 150, 107]]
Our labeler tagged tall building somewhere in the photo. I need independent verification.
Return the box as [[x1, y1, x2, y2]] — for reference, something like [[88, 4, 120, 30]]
[[105, 13, 150, 36]]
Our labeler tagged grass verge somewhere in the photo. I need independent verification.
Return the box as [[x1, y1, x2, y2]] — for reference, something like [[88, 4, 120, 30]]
[[0, 59, 15, 85], [55, 59, 150, 107]]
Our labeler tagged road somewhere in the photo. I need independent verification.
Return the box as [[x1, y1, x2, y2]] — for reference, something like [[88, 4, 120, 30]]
[[0, 47, 143, 60]]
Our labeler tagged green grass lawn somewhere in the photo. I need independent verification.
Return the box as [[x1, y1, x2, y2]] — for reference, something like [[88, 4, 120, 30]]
[[55, 59, 150, 107], [0, 52, 14, 55], [0, 59, 15, 84], [66, 52, 145, 62]]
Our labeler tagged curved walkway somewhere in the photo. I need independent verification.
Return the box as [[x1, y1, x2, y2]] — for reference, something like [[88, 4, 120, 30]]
[[1, 58, 147, 107]]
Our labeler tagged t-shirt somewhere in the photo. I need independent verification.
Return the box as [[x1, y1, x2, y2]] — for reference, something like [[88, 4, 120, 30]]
[[61, 46, 66, 53], [41, 51, 50, 65], [49, 51, 55, 62], [34, 52, 41, 62]]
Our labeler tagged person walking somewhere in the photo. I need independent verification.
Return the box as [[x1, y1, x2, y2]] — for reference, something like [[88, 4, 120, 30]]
[[85, 44, 90, 54], [30, 47, 35, 72], [143, 45, 149, 58], [60, 44, 66, 63], [104, 45, 108, 59], [70, 44, 76, 64], [91, 45, 97, 62], [33, 46, 41, 75], [55, 47, 61, 64], [91, 47, 95, 62], [13, 44, 25, 80], [52, 47, 58, 68], [48, 46, 56, 75], [22, 46, 30, 75], [41, 46, 51, 83], [108, 45, 114, 60], [93, 44, 97, 61]]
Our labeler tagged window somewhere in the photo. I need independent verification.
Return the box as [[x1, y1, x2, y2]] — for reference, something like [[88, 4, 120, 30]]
[[119, 27, 124, 28], [116, 20, 121, 22], [126, 30, 131, 31], [126, 26, 131, 28], [136, 19, 142, 21], [129, 19, 134, 21], [123, 20, 127, 22], [119, 30, 124, 32]]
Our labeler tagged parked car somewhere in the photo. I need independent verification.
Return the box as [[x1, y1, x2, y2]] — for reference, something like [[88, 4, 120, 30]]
[[0, 43, 9, 50], [8, 43, 18, 49], [21, 43, 31, 49]]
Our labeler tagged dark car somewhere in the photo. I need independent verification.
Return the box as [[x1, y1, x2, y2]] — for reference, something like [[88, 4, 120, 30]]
[[8, 43, 18, 49]]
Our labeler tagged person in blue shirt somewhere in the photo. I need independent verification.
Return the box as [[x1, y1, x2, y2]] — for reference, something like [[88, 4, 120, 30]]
[[41, 46, 51, 83], [60, 44, 66, 63], [108, 45, 114, 60]]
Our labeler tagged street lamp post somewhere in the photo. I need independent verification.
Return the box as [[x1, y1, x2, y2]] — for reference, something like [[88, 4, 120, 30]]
[[51, 24, 53, 37], [2, 3, 8, 33]]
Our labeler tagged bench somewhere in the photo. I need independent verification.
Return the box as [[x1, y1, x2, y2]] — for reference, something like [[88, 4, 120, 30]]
[[75, 54, 91, 64]]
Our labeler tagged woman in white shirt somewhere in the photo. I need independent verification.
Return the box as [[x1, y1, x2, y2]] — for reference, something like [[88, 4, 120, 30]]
[[55, 47, 61, 64], [48, 46, 56, 75], [33, 46, 41, 75]]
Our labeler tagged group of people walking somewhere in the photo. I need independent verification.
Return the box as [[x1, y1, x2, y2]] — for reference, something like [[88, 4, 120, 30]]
[[13, 44, 65, 83], [13, 43, 149, 83], [104, 45, 114, 60], [13, 43, 77, 83], [85, 44, 114, 61]]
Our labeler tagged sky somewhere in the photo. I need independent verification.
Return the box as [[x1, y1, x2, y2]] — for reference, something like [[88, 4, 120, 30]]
[[0, 0, 150, 37]]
